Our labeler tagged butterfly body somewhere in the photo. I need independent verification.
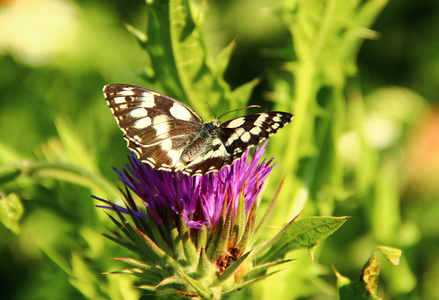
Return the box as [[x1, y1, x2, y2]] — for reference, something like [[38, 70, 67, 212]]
[[103, 84, 293, 176]]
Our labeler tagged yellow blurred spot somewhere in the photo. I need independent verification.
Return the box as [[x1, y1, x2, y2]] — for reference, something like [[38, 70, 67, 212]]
[[0, 0, 79, 66]]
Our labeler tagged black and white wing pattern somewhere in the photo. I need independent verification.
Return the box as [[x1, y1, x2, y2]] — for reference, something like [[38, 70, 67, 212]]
[[103, 84, 293, 176]]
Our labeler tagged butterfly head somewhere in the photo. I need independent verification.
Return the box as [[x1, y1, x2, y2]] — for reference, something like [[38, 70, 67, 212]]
[[203, 119, 221, 134]]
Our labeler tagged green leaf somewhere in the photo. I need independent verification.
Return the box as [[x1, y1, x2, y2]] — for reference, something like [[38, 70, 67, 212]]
[[212, 199, 233, 261], [142, 0, 255, 119], [254, 216, 349, 263], [134, 227, 182, 271], [337, 277, 369, 300], [206, 198, 227, 261], [362, 255, 381, 298], [243, 259, 293, 281], [237, 199, 257, 252], [106, 268, 163, 282], [197, 248, 212, 279], [335, 246, 402, 300], [156, 276, 186, 288], [195, 224, 208, 251], [178, 214, 198, 266], [113, 257, 155, 272], [212, 40, 236, 77], [272, 0, 388, 221], [230, 193, 245, 248], [375, 246, 401, 266], [0, 192, 23, 234], [136, 285, 156, 292], [219, 250, 251, 283], [105, 207, 163, 263], [179, 269, 213, 299], [142, 209, 173, 257], [166, 206, 186, 262]]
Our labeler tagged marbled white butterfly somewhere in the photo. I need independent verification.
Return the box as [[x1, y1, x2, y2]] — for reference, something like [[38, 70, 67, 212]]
[[103, 84, 293, 176]]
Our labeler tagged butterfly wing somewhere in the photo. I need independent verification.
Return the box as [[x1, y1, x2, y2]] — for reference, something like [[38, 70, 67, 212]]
[[181, 112, 294, 176], [104, 84, 294, 176], [103, 84, 203, 171], [220, 111, 294, 158]]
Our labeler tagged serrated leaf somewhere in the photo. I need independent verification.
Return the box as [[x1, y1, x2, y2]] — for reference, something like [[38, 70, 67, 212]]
[[142, 0, 255, 119], [254, 216, 348, 263]]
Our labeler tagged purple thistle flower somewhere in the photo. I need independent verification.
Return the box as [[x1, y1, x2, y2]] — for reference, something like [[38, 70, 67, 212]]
[[97, 141, 274, 230], [94, 138, 346, 298]]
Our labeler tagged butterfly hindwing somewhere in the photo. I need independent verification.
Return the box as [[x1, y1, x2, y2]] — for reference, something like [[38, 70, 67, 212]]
[[103, 84, 294, 176], [219, 112, 293, 160]]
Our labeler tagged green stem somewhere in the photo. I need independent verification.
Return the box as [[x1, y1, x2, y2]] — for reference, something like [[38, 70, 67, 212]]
[[0, 160, 120, 199]]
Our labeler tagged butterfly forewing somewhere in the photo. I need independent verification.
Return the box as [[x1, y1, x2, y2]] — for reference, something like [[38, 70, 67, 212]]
[[103, 84, 204, 170], [103, 84, 294, 176]]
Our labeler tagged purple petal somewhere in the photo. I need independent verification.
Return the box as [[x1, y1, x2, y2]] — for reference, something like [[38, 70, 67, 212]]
[[98, 141, 274, 229]]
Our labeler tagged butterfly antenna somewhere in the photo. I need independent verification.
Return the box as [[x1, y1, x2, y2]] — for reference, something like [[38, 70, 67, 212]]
[[205, 101, 217, 119], [217, 105, 261, 120]]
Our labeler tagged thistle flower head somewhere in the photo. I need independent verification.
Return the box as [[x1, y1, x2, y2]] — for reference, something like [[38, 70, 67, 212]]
[[110, 141, 273, 230], [94, 141, 342, 298]]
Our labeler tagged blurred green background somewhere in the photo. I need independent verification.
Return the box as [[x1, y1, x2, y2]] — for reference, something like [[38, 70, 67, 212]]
[[1, 0, 438, 299]]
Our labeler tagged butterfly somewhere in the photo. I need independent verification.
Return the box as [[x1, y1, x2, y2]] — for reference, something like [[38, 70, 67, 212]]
[[103, 84, 293, 176]]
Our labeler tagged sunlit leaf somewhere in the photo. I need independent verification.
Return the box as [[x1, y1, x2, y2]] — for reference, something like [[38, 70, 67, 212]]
[[0, 192, 23, 234]]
